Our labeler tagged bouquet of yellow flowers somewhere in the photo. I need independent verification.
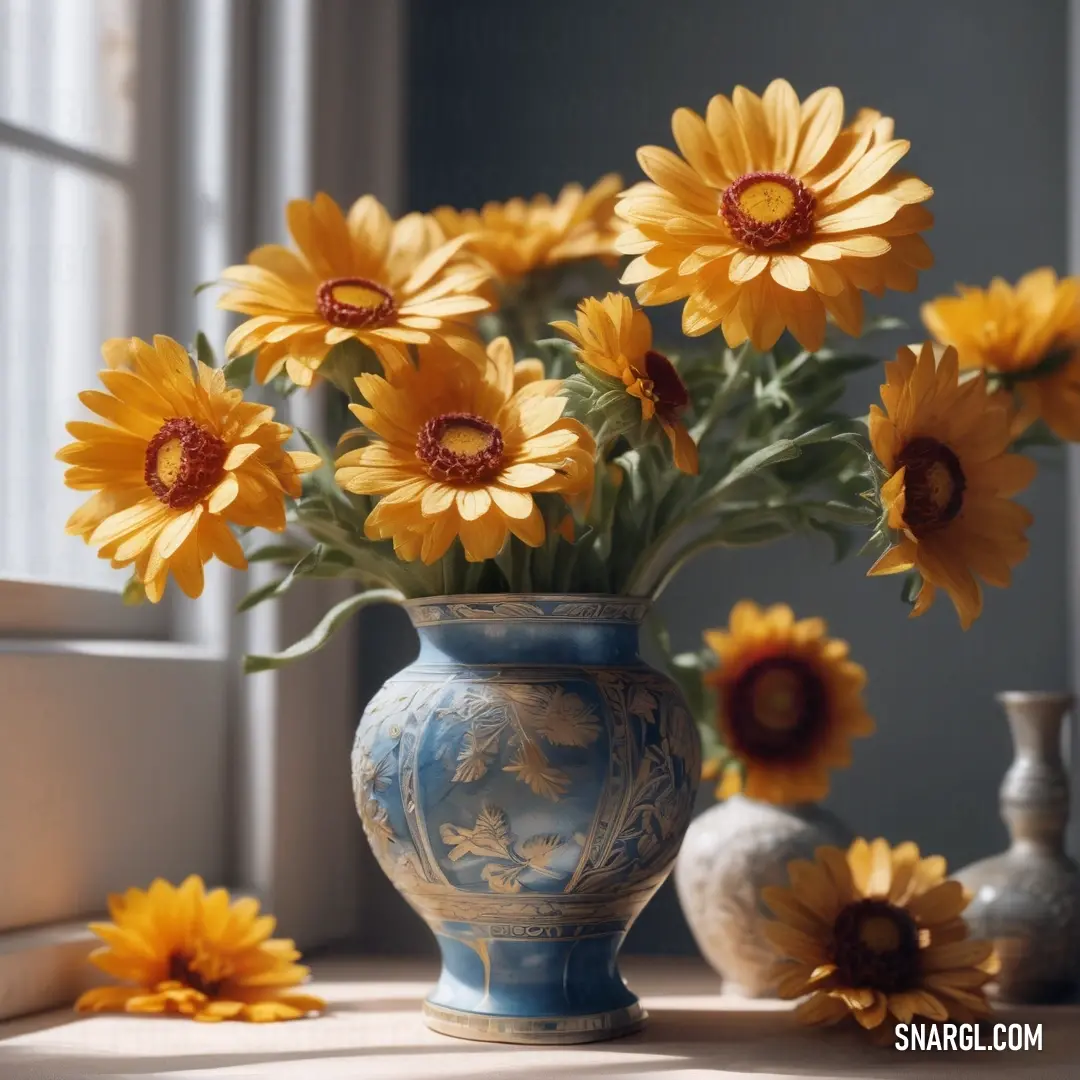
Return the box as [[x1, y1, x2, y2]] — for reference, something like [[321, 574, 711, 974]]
[[59, 77, 1063, 672], [59, 76, 1075, 1045]]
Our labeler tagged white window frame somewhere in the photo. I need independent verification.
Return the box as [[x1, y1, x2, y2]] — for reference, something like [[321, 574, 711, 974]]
[[0, 0, 232, 1021], [0, 0, 405, 1019], [0, 0, 172, 638]]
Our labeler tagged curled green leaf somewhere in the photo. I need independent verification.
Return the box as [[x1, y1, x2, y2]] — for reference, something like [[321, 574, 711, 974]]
[[236, 544, 328, 613], [243, 588, 406, 673]]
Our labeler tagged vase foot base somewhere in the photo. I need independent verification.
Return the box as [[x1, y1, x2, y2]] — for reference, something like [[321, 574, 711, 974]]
[[422, 999, 647, 1045]]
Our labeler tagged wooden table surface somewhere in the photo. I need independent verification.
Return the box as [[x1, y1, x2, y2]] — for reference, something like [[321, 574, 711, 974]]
[[0, 957, 1075, 1079]]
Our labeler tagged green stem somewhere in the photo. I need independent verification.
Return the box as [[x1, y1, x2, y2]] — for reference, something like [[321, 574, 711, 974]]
[[690, 343, 752, 442]]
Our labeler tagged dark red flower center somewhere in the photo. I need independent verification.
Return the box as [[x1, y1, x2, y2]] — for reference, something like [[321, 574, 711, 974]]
[[643, 350, 689, 419], [316, 276, 396, 329], [896, 436, 966, 532], [725, 655, 827, 764], [832, 899, 922, 993], [144, 418, 228, 509], [416, 412, 504, 483], [721, 171, 816, 250], [168, 952, 223, 997]]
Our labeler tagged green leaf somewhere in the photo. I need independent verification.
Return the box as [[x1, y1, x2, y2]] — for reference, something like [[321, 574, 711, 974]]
[[595, 388, 631, 412], [833, 431, 872, 452], [236, 544, 330, 613], [805, 500, 878, 525], [808, 519, 856, 562], [718, 520, 796, 546], [813, 353, 883, 375], [243, 588, 405, 673], [577, 363, 624, 393], [237, 575, 292, 614], [901, 572, 923, 606], [121, 575, 147, 606], [319, 337, 384, 398], [533, 337, 580, 377], [708, 439, 801, 495], [495, 537, 533, 593], [269, 370, 301, 398], [859, 523, 893, 559], [194, 332, 216, 369], [297, 427, 355, 516], [245, 542, 311, 564], [193, 280, 218, 297], [794, 420, 857, 446], [223, 351, 256, 390]]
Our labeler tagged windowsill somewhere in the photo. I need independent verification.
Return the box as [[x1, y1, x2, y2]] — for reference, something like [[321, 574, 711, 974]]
[[0, 957, 1075, 1078]]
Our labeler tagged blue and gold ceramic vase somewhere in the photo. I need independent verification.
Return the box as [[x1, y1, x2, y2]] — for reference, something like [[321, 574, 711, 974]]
[[352, 595, 700, 1044]]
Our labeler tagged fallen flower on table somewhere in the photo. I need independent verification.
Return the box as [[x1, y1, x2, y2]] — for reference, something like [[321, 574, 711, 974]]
[[762, 838, 999, 1034], [75, 875, 325, 1023]]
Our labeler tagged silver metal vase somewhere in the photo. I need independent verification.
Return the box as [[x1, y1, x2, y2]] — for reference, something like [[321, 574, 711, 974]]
[[955, 692, 1080, 1003], [674, 794, 852, 996]]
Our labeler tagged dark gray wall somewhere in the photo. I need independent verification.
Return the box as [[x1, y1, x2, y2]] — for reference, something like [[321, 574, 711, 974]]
[[360, 0, 1068, 954]]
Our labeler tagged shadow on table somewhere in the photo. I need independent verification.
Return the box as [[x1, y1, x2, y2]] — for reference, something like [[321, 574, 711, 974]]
[[0, 1039, 468, 1078], [1, 993, 1076, 1080], [589, 1002, 1077, 1080]]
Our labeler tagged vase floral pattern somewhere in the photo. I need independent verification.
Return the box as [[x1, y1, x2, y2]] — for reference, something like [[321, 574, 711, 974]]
[[352, 596, 699, 1044]]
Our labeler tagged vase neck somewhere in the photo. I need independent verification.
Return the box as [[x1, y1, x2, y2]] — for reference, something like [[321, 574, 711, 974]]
[[407, 596, 649, 666], [998, 693, 1072, 854]]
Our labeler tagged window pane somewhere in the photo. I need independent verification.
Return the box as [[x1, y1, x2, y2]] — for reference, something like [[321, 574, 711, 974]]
[[0, 0, 136, 162], [0, 146, 131, 589]]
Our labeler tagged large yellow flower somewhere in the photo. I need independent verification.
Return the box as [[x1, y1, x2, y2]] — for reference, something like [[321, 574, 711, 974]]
[[75, 876, 325, 1023], [335, 338, 595, 562], [867, 343, 1035, 629], [763, 839, 998, 1030], [432, 175, 623, 281], [553, 292, 699, 474], [921, 268, 1080, 440], [219, 193, 492, 386], [58, 335, 318, 601], [617, 80, 933, 351], [703, 601, 872, 804]]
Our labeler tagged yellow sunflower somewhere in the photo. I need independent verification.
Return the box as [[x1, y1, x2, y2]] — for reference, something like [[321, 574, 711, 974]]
[[703, 601, 872, 804], [75, 876, 325, 1023], [763, 839, 999, 1030], [335, 337, 595, 562], [866, 342, 1035, 629], [58, 335, 319, 601], [432, 175, 623, 281], [922, 268, 1080, 440], [219, 193, 492, 386], [553, 292, 699, 474], [617, 79, 933, 351]]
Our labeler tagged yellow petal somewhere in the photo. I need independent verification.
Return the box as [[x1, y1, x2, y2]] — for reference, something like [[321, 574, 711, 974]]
[[208, 472, 240, 514], [921, 939, 996, 973], [770, 253, 810, 292], [794, 990, 850, 1026], [760, 920, 828, 965], [75, 986, 144, 1013], [906, 880, 967, 926]]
